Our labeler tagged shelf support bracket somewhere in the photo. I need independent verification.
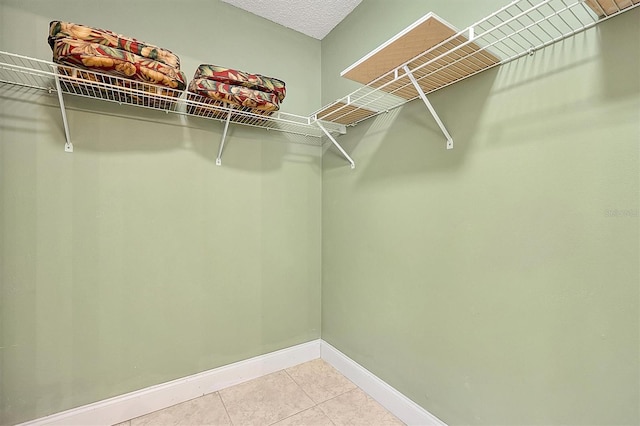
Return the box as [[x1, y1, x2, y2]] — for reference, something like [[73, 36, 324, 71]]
[[403, 65, 453, 150], [216, 107, 233, 166], [53, 70, 73, 153], [316, 121, 355, 169]]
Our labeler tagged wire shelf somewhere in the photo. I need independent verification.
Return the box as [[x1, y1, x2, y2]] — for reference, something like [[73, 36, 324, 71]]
[[313, 0, 639, 127], [0, 51, 346, 144], [2, 0, 635, 165]]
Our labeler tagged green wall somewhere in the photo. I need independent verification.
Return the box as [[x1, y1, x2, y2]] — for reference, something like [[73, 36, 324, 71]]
[[322, 2, 639, 425], [2, 1, 639, 425], [0, 1, 322, 424]]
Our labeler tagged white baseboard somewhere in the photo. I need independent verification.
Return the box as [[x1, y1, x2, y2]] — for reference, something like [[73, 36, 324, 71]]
[[320, 341, 447, 426], [18, 339, 446, 426], [18, 340, 321, 426]]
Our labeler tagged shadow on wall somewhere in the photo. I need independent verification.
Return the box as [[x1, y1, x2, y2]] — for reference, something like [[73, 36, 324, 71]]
[[0, 0, 322, 172], [324, 8, 640, 178], [0, 94, 53, 134], [0, 89, 308, 172], [481, 17, 639, 150], [321, 65, 498, 179], [1, 88, 323, 174], [598, 8, 640, 98]]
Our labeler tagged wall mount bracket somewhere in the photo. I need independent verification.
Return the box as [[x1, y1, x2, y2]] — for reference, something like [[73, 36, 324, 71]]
[[316, 120, 355, 169], [216, 107, 234, 166], [53, 70, 73, 153], [403, 65, 453, 150]]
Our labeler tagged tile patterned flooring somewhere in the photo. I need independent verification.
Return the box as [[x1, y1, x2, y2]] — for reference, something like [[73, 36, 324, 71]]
[[114, 359, 404, 426]]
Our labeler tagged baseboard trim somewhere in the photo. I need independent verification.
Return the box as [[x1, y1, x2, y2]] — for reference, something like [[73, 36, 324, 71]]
[[18, 339, 446, 426], [18, 340, 321, 426], [320, 341, 447, 426]]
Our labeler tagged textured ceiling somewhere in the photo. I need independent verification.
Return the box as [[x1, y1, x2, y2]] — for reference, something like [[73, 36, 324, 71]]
[[220, 0, 362, 40]]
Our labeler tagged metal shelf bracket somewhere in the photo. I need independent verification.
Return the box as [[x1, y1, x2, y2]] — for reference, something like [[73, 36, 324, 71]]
[[216, 107, 234, 166], [53, 70, 73, 153], [316, 120, 355, 169], [403, 65, 453, 150]]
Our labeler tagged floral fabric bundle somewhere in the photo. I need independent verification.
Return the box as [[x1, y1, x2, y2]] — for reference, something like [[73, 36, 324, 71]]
[[49, 21, 181, 69], [52, 38, 186, 90], [194, 65, 286, 102], [188, 78, 280, 112], [188, 64, 286, 116], [47, 20, 186, 105]]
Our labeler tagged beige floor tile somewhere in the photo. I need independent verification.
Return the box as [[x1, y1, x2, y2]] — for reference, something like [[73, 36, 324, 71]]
[[219, 370, 315, 425], [130, 392, 231, 426], [272, 406, 335, 426], [113, 422, 130, 426], [318, 388, 405, 426], [286, 359, 357, 404]]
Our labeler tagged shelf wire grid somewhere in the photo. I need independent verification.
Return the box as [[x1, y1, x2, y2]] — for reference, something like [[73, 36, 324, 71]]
[[0, 51, 345, 145], [313, 0, 639, 127]]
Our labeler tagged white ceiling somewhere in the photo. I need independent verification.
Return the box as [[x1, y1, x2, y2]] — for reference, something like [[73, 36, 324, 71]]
[[220, 0, 362, 40]]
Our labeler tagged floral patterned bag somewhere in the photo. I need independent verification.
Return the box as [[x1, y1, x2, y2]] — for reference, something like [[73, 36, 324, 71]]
[[194, 65, 286, 102], [53, 38, 187, 90], [49, 21, 181, 69], [188, 78, 280, 112]]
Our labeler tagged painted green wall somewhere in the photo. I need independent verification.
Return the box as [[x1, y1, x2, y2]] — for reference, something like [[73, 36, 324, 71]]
[[2, 1, 639, 425], [0, 1, 322, 424], [322, 2, 639, 426]]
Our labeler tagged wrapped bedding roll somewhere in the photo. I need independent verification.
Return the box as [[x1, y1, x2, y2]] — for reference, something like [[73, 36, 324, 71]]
[[48, 20, 181, 69], [52, 38, 187, 90], [188, 78, 280, 112], [194, 64, 286, 102]]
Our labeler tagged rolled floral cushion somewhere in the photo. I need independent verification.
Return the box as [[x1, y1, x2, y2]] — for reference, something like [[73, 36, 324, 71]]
[[194, 65, 286, 102], [188, 78, 280, 112], [48, 20, 181, 69], [53, 38, 187, 90]]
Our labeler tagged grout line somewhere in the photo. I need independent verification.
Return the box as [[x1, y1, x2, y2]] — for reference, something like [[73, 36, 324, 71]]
[[103, 352, 399, 426], [266, 407, 310, 426], [314, 401, 338, 426], [216, 390, 235, 426], [284, 361, 358, 406], [282, 367, 318, 405], [119, 358, 397, 426], [269, 368, 319, 425], [275, 365, 343, 426], [316, 386, 359, 407]]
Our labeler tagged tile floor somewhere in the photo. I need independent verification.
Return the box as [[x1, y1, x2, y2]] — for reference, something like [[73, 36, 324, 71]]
[[114, 359, 404, 426]]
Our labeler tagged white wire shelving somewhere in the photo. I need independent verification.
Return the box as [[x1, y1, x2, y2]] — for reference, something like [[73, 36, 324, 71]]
[[1, 0, 637, 168], [0, 51, 347, 165], [312, 0, 639, 150]]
